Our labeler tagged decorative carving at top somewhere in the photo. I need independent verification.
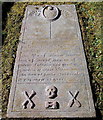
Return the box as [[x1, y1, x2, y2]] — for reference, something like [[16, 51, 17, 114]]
[[28, 10, 41, 16], [41, 5, 60, 21]]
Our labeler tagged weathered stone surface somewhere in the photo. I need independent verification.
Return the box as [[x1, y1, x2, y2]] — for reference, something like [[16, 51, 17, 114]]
[[7, 5, 96, 118]]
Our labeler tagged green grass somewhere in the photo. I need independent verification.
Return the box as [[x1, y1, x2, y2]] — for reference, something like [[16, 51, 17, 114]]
[[1, 2, 103, 119], [76, 2, 103, 114]]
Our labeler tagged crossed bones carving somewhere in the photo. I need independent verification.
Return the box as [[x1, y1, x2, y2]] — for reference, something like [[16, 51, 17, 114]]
[[22, 90, 36, 109], [68, 91, 81, 108], [22, 90, 81, 109]]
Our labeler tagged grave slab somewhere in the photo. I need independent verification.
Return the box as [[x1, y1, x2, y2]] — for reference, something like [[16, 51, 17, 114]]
[[7, 5, 96, 118]]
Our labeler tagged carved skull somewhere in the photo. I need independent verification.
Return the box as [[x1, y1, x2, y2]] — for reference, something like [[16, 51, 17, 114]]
[[45, 85, 58, 98]]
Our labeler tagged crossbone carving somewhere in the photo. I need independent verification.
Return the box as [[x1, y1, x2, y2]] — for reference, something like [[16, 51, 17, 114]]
[[22, 90, 36, 109], [68, 91, 81, 108]]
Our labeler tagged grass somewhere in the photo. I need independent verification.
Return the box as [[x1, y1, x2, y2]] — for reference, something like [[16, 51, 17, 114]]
[[1, 2, 103, 120], [76, 3, 103, 115]]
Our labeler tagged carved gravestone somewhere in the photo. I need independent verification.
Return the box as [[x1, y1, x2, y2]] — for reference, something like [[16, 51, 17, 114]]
[[7, 5, 96, 118]]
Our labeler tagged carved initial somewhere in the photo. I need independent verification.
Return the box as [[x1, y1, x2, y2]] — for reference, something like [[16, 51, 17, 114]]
[[22, 90, 36, 109], [68, 91, 81, 108]]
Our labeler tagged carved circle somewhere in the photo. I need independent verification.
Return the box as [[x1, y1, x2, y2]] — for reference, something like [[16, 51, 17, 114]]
[[42, 5, 59, 21]]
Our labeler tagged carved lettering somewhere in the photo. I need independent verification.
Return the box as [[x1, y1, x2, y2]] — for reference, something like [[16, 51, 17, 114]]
[[17, 42, 82, 84]]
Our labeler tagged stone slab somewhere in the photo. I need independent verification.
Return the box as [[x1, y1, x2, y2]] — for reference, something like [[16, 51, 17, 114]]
[[7, 5, 96, 118]]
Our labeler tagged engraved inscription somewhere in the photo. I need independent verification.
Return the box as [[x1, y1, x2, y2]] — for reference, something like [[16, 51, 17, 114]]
[[22, 90, 36, 109], [45, 86, 58, 99], [68, 91, 81, 108], [17, 49, 83, 83], [45, 101, 59, 109], [16, 40, 82, 84]]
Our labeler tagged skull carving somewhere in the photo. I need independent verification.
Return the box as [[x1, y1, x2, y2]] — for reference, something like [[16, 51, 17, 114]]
[[45, 86, 58, 99]]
